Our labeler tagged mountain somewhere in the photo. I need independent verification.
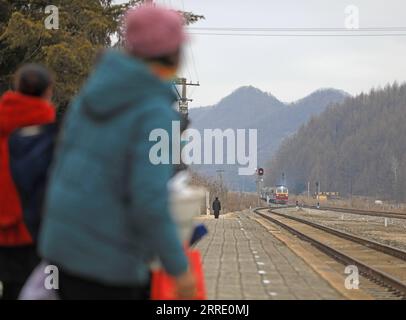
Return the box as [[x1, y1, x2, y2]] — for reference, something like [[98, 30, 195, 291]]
[[266, 83, 406, 201], [190, 86, 284, 128], [188, 86, 349, 191]]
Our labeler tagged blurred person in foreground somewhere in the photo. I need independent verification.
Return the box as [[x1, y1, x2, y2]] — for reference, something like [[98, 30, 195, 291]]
[[38, 5, 196, 300], [0, 64, 56, 299]]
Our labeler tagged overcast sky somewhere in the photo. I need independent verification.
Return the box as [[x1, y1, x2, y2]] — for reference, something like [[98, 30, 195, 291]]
[[117, 0, 406, 107]]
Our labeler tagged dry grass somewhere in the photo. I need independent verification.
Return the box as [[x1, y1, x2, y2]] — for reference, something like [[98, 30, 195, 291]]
[[189, 171, 261, 213], [224, 192, 261, 212]]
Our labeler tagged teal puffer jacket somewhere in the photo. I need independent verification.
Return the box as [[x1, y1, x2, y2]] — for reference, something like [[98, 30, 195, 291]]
[[39, 50, 188, 286]]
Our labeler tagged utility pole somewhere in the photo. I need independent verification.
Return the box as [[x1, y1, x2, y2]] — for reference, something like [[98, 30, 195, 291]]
[[174, 78, 200, 118], [256, 168, 264, 207], [256, 176, 260, 207]]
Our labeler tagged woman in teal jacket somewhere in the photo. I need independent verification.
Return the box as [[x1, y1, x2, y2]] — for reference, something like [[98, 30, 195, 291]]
[[38, 6, 195, 299]]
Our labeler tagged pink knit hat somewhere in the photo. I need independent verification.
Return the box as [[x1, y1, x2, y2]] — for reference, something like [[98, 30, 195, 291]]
[[124, 5, 186, 58]]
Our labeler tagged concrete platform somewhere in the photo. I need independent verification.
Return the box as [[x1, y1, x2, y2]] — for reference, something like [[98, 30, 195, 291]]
[[195, 211, 345, 300]]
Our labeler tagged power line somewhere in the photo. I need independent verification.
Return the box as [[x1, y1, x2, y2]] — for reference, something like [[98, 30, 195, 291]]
[[182, 50, 193, 82], [189, 45, 200, 83], [188, 27, 406, 32], [181, 0, 199, 99], [187, 26, 406, 37], [187, 32, 406, 37], [181, 0, 200, 82], [175, 0, 193, 81]]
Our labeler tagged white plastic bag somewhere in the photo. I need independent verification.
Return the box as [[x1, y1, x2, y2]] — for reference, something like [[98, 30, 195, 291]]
[[168, 171, 206, 242], [19, 261, 59, 300]]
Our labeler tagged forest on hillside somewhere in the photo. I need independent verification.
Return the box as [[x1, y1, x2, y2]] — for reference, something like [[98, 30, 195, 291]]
[[265, 83, 406, 202]]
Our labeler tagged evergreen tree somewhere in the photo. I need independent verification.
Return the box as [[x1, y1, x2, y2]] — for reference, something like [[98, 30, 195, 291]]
[[0, 0, 203, 113]]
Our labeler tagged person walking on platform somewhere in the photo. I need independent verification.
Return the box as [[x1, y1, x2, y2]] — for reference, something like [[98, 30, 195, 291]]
[[212, 197, 222, 219], [0, 64, 56, 300], [38, 5, 196, 300]]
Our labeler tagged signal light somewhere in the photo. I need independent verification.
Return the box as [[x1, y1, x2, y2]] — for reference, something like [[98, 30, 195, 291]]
[[257, 168, 264, 176]]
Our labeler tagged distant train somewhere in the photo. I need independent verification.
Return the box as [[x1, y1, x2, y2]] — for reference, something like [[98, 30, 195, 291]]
[[261, 185, 289, 205]]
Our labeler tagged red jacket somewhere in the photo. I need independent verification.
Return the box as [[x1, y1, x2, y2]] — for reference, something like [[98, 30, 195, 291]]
[[0, 91, 56, 246]]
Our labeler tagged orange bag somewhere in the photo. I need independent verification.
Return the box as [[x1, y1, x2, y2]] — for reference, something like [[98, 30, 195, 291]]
[[151, 249, 207, 300]]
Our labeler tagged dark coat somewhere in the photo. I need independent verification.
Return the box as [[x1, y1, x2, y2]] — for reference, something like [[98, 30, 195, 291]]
[[9, 123, 59, 242], [212, 199, 221, 212]]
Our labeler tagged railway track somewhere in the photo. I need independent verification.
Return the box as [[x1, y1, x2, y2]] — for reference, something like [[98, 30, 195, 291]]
[[305, 205, 406, 220], [255, 207, 406, 299]]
